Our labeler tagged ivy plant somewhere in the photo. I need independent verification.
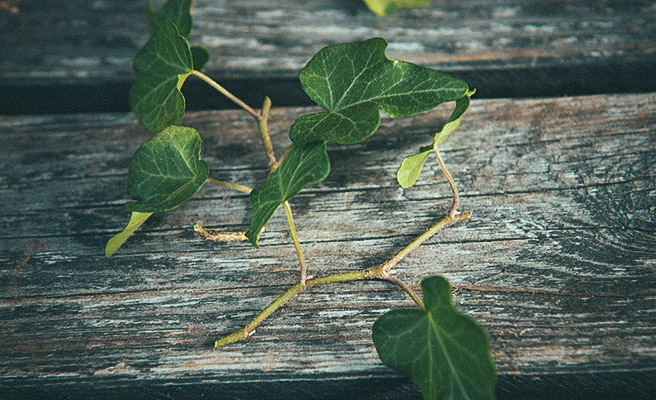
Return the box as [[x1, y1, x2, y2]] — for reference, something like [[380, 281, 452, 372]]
[[107, 1, 496, 398]]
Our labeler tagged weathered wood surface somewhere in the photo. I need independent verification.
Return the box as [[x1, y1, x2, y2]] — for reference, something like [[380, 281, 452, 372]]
[[1, 93, 655, 398], [2, 0, 656, 114]]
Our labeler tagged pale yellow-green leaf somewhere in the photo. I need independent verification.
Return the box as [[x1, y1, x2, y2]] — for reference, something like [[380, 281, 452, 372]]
[[397, 148, 432, 189], [105, 211, 153, 257]]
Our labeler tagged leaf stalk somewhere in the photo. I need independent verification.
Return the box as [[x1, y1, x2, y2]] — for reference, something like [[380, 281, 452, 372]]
[[433, 147, 459, 217], [205, 178, 252, 194], [257, 97, 278, 175], [382, 274, 425, 310], [190, 70, 260, 120], [284, 200, 307, 284]]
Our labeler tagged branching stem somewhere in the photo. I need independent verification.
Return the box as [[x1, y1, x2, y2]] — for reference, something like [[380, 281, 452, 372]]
[[199, 82, 308, 285], [192, 71, 472, 348], [254, 99, 308, 283], [215, 212, 471, 348], [191, 70, 260, 120]]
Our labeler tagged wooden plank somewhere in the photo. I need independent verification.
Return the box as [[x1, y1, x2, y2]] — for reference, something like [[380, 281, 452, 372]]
[[2, 0, 656, 114], [1, 93, 655, 398], [3, 0, 655, 82]]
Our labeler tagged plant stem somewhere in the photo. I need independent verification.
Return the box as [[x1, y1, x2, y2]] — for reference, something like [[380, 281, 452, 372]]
[[380, 212, 471, 274], [284, 201, 307, 284], [382, 275, 425, 310], [257, 97, 278, 175], [193, 223, 248, 242], [252, 97, 308, 286], [214, 212, 471, 348], [190, 70, 260, 120], [205, 178, 252, 194], [251, 99, 309, 284], [215, 269, 376, 348], [433, 146, 459, 217], [197, 179, 251, 242]]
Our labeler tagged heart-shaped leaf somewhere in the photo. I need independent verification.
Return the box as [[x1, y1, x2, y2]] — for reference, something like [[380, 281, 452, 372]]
[[105, 211, 153, 257], [122, 125, 209, 213], [245, 142, 330, 247], [372, 275, 497, 400], [130, 10, 193, 132], [289, 38, 469, 146], [396, 91, 473, 189], [363, 0, 430, 17], [148, 0, 193, 38]]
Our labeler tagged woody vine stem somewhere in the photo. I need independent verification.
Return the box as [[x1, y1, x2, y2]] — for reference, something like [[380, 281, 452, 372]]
[[189, 82, 471, 348]]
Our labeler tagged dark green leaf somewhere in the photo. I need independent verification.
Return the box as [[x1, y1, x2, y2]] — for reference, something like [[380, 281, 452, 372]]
[[396, 91, 473, 189], [191, 45, 210, 71], [130, 11, 193, 132], [245, 142, 330, 247], [363, 0, 430, 16], [122, 126, 209, 213], [373, 276, 497, 400], [148, 0, 193, 38], [289, 38, 469, 146], [105, 211, 153, 257]]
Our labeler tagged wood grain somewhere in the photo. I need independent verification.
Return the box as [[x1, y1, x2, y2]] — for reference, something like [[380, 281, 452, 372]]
[[3, 0, 656, 83], [1, 93, 655, 398], [1, 1, 655, 112]]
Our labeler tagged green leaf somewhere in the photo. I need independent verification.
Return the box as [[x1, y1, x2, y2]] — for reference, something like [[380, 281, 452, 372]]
[[191, 45, 210, 71], [396, 145, 432, 189], [122, 126, 209, 213], [289, 38, 468, 146], [396, 91, 474, 189], [363, 0, 430, 16], [148, 0, 193, 38], [245, 142, 330, 247], [372, 276, 497, 400], [105, 211, 153, 257], [130, 11, 193, 132], [433, 90, 473, 147]]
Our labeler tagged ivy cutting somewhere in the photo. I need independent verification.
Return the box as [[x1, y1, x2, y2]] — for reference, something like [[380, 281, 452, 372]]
[[106, 1, 497, 398]]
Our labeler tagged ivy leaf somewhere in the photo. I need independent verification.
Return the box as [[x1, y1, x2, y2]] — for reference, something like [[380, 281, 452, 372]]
[[372, 276, 497, 400], [245, 142, 330, 247], [191, 45, 210, 71], [396, 91, 473, 189], [289, 38, 469, 146], [147, 0, 193, 38], [396, 145, 433, 189], [105, 211, 153, 257], [247, 39, 469, 243], [130, 10, 193, 133], [122, 125, 209, 213], [363, 0, 430, 17]]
